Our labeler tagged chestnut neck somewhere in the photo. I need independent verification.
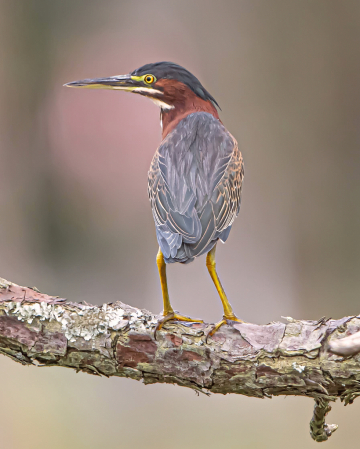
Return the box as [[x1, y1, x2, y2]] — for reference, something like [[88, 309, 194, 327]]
[[158, 82, 220, 139]]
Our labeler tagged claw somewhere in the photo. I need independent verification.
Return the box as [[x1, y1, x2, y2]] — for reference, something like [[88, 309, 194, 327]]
[[154, 312, 203, 340], [206, 316, 244, 343]]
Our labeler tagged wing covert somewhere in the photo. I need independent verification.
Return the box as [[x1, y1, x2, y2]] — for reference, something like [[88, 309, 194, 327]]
[[148, 112, 243, 262]]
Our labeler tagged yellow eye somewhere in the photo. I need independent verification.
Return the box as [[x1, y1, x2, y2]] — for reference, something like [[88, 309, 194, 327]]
[[144, 74, 155, 84]]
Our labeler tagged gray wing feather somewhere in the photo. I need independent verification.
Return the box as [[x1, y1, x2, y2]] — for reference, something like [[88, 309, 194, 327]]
[[148, 112, 244, 263]]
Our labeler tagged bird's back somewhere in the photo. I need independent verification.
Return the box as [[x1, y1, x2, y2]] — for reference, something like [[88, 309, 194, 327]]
[[148, 112, 243, 264]]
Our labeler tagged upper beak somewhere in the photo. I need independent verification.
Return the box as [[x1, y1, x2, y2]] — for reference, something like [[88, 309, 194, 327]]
[[64, 74, 135, 90]]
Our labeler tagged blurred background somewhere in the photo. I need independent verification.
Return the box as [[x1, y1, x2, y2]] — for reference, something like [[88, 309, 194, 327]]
[[0, 0, 359, 447]]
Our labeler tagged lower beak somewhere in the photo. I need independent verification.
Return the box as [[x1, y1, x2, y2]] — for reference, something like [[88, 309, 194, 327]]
[[64, 74, 135, 90]]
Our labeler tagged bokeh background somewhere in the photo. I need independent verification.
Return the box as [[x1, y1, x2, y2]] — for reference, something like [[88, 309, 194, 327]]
[[0, 0, 360, 447]]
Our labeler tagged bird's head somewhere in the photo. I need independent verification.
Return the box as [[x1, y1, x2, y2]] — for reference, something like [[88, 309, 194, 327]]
[[65, 61, 220, 111]]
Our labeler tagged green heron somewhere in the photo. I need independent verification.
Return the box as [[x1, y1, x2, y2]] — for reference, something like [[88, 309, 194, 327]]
[[65, 62, 244, 338]]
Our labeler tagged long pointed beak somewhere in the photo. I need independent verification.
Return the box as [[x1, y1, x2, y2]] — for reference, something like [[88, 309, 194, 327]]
[[64, 74, 135, 90]]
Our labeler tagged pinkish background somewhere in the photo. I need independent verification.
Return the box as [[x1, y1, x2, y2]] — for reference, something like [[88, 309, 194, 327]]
[[0, 1, 360, 448]]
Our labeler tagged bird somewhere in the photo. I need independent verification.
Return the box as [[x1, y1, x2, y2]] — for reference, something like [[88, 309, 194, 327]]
[[65, 61, 244, 338]]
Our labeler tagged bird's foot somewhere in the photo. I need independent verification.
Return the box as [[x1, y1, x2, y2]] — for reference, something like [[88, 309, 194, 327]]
[[206, 315, 244, 342], [154, 311, 203, 339]]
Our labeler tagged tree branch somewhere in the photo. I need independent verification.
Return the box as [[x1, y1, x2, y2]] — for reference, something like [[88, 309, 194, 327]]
[[310, 399, 338, 442], [0, 277, 359, 440], [329, 329, 360, 356]]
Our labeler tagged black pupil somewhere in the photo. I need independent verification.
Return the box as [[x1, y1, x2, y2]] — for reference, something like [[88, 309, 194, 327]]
[[147, 77, 152, 82]]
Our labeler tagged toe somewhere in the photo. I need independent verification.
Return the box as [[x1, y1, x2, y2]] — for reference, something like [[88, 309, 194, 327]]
[[173, 314, 203, 323]]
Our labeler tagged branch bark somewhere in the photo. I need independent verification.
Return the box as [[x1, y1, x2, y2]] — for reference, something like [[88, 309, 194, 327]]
[[0, 277, 359, 441], [328, 329, 360, 356]]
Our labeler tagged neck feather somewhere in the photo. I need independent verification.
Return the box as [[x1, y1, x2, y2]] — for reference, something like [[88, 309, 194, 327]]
[[157, 81, 220, 138]]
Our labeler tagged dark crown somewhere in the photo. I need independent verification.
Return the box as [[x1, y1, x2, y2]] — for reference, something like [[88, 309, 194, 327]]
[[131, 62, 220, 109]]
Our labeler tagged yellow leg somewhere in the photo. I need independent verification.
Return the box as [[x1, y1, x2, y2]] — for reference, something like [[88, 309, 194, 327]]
[[206, 244, 243, 339], [155, 247, 203, 337], [156, 247, 173, 315]]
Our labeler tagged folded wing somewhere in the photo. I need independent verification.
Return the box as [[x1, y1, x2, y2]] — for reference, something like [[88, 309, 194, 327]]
[[148, 112, 244, 263]]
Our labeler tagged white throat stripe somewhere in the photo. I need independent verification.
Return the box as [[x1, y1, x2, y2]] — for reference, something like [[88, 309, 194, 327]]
[[150, 98, 174, 110], [132, 87, 164, 95]]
